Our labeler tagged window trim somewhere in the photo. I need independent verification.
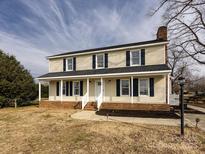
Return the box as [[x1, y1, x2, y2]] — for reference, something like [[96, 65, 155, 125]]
[[73, 81, 80, 96], [66, 57, 73, 71], [96, 53, 105, 69], [120, 79, 130, 96], [130, 50, 141, 66], [139, 78, 149, 96]]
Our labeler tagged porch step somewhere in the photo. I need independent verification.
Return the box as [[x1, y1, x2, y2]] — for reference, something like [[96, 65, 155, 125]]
[[84, 102, 97, 111]]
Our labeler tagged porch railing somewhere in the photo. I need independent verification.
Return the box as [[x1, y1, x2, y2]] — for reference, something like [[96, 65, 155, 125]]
[[81, 93, 88, 110], [97, 92, 103, 110]]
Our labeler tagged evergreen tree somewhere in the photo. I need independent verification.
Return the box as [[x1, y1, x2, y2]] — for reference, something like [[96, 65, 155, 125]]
[[0, 50, 37, 107]]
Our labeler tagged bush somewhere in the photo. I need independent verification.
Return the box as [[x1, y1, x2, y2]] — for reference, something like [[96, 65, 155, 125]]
[[0, 96, 6, 108]]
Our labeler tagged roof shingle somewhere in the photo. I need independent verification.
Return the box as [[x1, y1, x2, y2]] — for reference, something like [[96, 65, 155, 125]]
[[38, 64, 171, 79]]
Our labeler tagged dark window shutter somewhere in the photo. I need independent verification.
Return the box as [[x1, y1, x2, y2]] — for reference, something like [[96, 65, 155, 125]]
[[63, 59, 66, 71], [70, 81, 73, 96], [126, 51, 130, 66], [73, 57, 76, 71], [92, 55, 96, 69], [141, 49, 145, 65], [80, 81, 83, 96], [56, 81, 60, 96], [66, 81, 69, 96], [116, 79, 120, 96], [150, 78, 154, 97], [133, 79, 138, 96], [105, 53, 108, 68]]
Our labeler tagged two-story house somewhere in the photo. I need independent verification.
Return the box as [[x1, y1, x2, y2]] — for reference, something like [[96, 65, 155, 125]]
[[38, 26, 171, 111]]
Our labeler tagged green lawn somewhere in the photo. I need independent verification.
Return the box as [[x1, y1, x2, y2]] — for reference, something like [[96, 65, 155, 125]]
[[0, 106, 204, 154]]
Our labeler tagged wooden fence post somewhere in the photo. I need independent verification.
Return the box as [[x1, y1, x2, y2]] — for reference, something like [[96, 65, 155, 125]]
[[14, 99, 17, 108]]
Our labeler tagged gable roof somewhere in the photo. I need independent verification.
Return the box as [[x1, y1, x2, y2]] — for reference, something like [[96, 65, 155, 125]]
[[48, 39, 167, 59], [38, 64, 171, 79]]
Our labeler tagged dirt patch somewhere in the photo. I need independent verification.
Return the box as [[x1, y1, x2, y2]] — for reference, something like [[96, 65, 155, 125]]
[[0, 106, 204, 154]]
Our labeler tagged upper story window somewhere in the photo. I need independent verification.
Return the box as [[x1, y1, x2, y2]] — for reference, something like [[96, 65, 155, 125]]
[[96, 54, 104, 69], [120, 79, 130, 96], [66, 58, 73, 71], [139, 78, 149, 96], [130, 50, 141, 66]]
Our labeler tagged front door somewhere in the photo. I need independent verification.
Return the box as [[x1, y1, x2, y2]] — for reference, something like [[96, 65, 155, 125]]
[[95, 81, 101, 100]]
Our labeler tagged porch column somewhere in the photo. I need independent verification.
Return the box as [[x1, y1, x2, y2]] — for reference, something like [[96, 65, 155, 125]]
[[60, 80, 63, 102], [87, 78, 89, 101], [131, 76, 133, 103], [167, 74, 170, 104], [101, 77, 103, 101], [39, 81, 41, 102], [48, 81, 50, 101]]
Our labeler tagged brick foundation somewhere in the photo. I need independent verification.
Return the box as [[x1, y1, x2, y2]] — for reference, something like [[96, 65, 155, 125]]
[[39, 101, 82, 109]]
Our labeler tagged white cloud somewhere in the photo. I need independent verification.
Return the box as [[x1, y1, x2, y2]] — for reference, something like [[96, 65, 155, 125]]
[[0, 31, 48, 76], [0, 0, 169, 77]]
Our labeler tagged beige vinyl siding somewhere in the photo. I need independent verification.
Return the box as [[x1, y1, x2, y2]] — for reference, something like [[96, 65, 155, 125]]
[[103, 76, 166, 103], [49, 58, 63, 72], [49, 81, 57, 100], [145, 45, 165, 65], [108, 50, 125, 68], [76, 54, 92, 70], [48, 75, 167, 104], [48, 44, 166, 72], [49, 79, 87, 101]]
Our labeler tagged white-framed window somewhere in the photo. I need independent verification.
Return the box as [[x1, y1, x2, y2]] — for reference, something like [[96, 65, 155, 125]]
[[139, 78, 149, 96], [96, 54, 104, 69], [120, 79, 130, 96], [73, 81, 80, 96], [130, 50, 141, 66], [66, 58, 73, 71]]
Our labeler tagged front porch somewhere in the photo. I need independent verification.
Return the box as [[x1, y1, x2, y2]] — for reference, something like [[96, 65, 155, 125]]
[[38, 73, 171, 111]]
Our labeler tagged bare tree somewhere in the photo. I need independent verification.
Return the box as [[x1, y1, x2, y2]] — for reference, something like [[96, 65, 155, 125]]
[[153, 0, 205, 64], [152, 0, 205, 92]]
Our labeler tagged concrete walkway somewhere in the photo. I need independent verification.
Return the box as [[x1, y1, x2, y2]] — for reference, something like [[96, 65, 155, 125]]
[[71, 111, 186, 126], [188, 105, 205, 113]]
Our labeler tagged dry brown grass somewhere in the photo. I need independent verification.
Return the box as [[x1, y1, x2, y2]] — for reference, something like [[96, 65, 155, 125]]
[[0, 106, 204, 154]]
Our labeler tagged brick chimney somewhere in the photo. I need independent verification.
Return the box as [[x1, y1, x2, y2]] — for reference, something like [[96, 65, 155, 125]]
[[157, 26, 167, 41]]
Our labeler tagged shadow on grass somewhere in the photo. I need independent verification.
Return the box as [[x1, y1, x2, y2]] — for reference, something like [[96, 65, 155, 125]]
[[96, 110, 179, 119]]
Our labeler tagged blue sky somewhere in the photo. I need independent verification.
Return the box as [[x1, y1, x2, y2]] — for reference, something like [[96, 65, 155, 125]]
[[0, 0, 165, 77]]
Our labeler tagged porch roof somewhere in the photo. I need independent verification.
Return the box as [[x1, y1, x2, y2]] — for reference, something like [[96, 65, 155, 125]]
[[37, 64, 171, 80]]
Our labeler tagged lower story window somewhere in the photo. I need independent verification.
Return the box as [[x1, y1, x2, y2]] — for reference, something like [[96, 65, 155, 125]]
[[63, 81, 66, 95], [121, 79, 130, 96], [139, 79, 149, 95], [73, 81, 80, 96]]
